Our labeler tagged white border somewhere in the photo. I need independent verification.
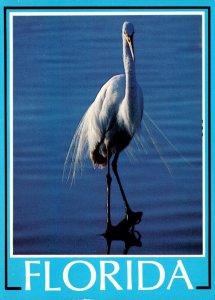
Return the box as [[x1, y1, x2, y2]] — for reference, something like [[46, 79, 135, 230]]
[[9, 10, 206, 258]]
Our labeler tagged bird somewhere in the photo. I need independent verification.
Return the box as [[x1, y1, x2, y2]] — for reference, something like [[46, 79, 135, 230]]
[[64, 21, 144, 232]]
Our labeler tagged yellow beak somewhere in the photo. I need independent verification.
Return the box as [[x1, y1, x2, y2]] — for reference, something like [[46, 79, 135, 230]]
[[126, 35, 135, 62]]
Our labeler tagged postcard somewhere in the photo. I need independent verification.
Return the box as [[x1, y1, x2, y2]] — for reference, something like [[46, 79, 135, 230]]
[[0, 1, 214, 299]]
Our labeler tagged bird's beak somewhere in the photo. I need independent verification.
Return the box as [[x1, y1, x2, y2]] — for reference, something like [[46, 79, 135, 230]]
[[126, 35, 135, 62]]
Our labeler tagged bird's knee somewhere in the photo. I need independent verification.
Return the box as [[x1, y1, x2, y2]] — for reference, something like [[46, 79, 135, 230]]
[[106, 173, 112, 185], [112, 161, 117, 173]]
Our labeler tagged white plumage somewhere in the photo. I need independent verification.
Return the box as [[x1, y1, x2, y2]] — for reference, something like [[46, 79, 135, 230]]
[[65, 21, 144, 229]]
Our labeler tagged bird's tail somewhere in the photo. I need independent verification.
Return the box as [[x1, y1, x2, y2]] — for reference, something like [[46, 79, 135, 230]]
[[63, 110, 90, 184], [143, 111, 193, 169], [125, 110, 194, 174]]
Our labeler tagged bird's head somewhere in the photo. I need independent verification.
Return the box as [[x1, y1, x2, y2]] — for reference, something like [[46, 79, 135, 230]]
[[122, 21, 135, 62]]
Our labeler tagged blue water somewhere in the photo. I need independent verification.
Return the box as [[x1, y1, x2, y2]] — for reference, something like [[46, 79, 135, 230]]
[[13, 15, 202, 255]]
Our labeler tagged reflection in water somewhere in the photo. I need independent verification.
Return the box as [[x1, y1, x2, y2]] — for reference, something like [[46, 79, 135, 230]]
[[102, 212, 142, 254], [13, 16, 202, 255]]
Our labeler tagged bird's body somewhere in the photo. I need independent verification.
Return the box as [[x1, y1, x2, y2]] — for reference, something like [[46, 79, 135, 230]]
[[65, 21, 143, 230], [86, 73, 143, 168]]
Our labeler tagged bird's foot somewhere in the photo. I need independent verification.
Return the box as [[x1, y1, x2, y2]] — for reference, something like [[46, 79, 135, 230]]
[[102, 222, 113, 237], [126, 210, 143, 229]]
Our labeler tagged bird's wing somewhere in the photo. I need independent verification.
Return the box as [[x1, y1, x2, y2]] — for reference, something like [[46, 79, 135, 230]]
[[87, 74, 126, 152], [63, 74, 125, 182], [63, 108, 90, 182]]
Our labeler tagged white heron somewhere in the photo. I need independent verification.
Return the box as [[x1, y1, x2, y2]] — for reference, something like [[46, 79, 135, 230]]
[[64, 21, 144, 231]]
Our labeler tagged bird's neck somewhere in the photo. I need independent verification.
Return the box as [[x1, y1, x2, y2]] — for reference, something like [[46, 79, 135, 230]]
[[123, 39, 136, 101]]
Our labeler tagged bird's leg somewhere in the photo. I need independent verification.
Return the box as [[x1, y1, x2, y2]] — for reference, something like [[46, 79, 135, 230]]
[[106, 151, 112, 229], [107, 239, 112, 255], [112, 153, 142, 227], [112, 153, 131, 213]]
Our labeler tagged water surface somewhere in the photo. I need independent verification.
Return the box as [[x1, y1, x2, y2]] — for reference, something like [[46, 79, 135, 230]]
[[13, 15, 202, 255]]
